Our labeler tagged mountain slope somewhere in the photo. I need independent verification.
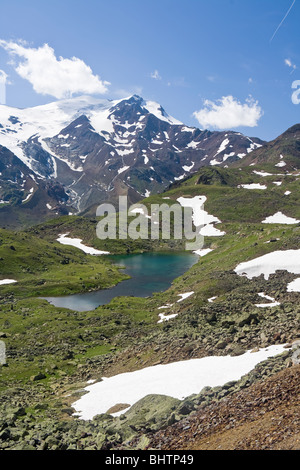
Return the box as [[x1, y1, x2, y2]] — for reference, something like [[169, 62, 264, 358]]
[[0, 95, 265, 227], [233, 123, 300, 171]]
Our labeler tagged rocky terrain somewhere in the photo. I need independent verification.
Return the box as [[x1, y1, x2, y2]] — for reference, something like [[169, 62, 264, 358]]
[[0, 343, 299, 450], [144, 362, 300, 451]]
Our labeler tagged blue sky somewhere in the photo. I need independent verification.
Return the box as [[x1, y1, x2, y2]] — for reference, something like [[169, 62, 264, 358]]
[[0, 0, 299, 141]]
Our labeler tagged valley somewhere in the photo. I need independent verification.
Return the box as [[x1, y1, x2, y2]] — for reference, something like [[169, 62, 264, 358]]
[[0, 96, 299, 451]]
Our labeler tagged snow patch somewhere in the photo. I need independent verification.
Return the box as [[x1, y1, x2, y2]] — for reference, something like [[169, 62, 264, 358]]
[[235, 249, 300, 280], [57, 234, 110, 255], [275, 161, 286, 168], [255, 292, 280, 308], [238, 184, 267, 190], [72, 344, 290, 419], [193, 248, 213, 257], [253, 171, 272, 177], [0, 279, 17, 286], [182, 162, 194, 172], [287, 278, 300, 292], [177, 196, 225, 237], [158, 312, 178, 324], [177, 292, 194, 302], [117, 166, 130, 175], [262, 212, 300, 225]]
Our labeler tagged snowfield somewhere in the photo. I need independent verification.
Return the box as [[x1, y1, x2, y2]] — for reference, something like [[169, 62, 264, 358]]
[[72, 344, 290, 420], [177, 196, 225, 236], [235, 249, 300, 280], [57, 234, 110, 255], [262, 212, 300, 224], [287, 278, 300, 292]]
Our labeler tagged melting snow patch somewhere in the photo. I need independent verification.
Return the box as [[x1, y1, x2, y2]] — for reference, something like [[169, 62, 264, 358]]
[[210, 159, 222, 166], [262, 212, 300, 224], [234, 249, 300, 280], [223, 152, 235, 162], [177, 196, 225, 237], [253, 171, 273, 177], [158, 304, 174, 310], [0, 279, 17, 286], [72, 344, 289, 419], [186, 141, 199, 149], [174, 175, 186, 181], [177, 292, 194, 302], [181, 126, 194, 133], [200, 224, 226, 237], [247, 142, 262, 153], [287, 278, 300, 292], [255, 293, 280, 308], [182, 162, 195, 172], [22, 187, 34, 202], [57, 234, 110, 255], [238, 184, 267, 190], [216, 138, 230, 155], [275, 161, 286, 168], [158, 312, 178, 324], [193, 248, 213, 257], [177, 196, 220, 227], [117, 165, 130, 175]]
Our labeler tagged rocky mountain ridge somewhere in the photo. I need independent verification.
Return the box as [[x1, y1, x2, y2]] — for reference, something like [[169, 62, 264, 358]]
[[0, 94, 264, 226]]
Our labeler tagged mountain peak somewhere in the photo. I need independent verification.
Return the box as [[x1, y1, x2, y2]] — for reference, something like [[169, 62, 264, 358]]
[[0, 91, 275, 226]]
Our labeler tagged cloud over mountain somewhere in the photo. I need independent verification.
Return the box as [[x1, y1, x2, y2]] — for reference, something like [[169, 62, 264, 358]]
[[0, 40, 110, 99], [193, 95, 263, 130]]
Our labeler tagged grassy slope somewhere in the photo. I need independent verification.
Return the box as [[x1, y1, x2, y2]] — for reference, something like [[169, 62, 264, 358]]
[[0, 228, 128, 297]]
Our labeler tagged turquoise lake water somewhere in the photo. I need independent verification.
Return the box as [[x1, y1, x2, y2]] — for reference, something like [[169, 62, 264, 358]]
[[43, 252, 198, 311]]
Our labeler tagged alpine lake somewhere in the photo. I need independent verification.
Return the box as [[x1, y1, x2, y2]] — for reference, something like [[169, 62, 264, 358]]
[[42, 252, 198, 311]]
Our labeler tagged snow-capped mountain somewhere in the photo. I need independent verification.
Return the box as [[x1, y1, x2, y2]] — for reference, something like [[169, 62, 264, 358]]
[[0, 94, 264, 222]]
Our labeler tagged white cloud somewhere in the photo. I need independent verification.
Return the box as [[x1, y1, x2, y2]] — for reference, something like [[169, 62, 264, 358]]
[[193, 95, 263, 130], [150, 70, 162, 80], [285, 58, 296, 73], [0, 40, 110, 99]]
